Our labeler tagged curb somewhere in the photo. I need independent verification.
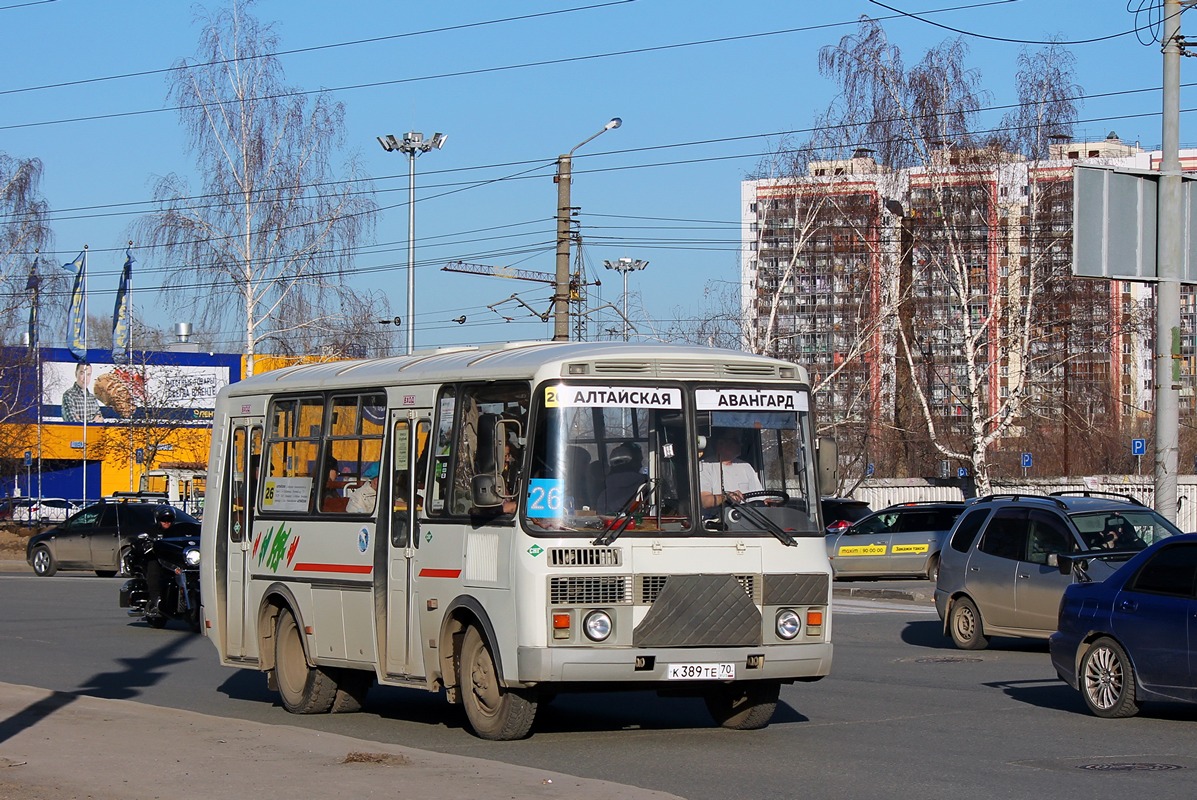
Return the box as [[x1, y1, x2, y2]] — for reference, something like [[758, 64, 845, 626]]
[[832, 585, 935, 605]]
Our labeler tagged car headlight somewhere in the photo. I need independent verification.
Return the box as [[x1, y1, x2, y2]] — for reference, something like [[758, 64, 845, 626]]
[[776, 608, 801, 640], [184, 548, 201, 567], [582, 610, 612, 642]]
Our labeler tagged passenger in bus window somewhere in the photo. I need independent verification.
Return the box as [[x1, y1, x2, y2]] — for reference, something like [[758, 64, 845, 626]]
[[596, 442, 647, 514], [346, 463, 379, 514]]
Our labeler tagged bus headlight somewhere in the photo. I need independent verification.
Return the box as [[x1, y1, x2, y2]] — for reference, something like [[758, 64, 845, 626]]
[[184, 548, 201, 567], [583, 610, 612, 642], [775, 609, 801, 640]]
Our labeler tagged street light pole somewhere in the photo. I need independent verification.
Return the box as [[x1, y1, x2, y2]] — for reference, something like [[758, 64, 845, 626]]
[[602, 257, 648, 341], [377, 131, 448, 355], [555, 118, 621, 342]]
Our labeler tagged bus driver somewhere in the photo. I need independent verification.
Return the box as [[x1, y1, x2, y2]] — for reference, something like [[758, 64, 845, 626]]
[[699, 428, 763, 510]]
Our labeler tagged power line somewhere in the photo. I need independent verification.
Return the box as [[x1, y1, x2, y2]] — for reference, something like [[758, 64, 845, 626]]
[[0, 1, 635, 97], [0, 0, 1044, 134], [6, 92, 1183, 244], [867, 0, 1161, 45]]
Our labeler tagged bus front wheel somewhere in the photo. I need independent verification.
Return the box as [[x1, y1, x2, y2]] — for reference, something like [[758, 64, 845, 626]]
[[274, 608, 337, 714], [704, 680, 781, 730], [459, 626, 537, 740]]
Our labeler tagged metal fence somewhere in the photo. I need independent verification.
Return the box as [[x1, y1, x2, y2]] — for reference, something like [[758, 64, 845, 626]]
[[847, 476, 1197, 532]]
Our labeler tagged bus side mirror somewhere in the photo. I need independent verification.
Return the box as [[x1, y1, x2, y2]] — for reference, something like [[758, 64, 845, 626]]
[[816, 437, 838, 496], [472, 474, 503, 509]]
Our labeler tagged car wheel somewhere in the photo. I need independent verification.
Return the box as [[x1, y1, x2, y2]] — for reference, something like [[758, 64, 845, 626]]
[[30, 545, 57, 577], [1080, 637, 1140, 718], [925, 555, 940, 583], [704, 680, 781, 730], [274, 608, 337, 714], [458, 625, 537, 740], [948, 596, 988, 650]]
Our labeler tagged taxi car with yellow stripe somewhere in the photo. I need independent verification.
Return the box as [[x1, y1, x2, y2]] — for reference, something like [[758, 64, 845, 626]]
[[824, 501, 966, 581]]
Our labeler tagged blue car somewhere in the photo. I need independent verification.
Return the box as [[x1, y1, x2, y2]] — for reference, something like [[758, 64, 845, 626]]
[[1050, 532, 1197, 718]]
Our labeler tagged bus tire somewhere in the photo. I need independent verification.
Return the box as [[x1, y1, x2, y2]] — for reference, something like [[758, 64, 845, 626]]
[[704, 680, 780, 730], [274, 608, 337, 714], [331, 669, 373, 713], [459, 625, 537, 740]]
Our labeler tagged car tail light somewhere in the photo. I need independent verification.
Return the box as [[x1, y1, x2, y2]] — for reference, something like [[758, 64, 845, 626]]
[[826, 520, 851, 534]]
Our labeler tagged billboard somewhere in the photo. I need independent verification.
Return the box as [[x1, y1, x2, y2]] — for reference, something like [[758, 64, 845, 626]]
[[37, 348, 239, 425]]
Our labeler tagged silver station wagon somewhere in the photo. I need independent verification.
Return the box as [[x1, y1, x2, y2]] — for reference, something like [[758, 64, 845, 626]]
[[934, 492, 1182, 650]]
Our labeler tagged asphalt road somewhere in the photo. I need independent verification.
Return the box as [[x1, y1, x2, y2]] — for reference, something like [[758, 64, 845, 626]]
[[2, 570, 1197, 799]]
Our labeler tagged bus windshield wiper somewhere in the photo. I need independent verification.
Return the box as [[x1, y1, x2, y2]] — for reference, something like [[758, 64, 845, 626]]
[[727, 499, 798, 547], [593, 480, 655, 547]]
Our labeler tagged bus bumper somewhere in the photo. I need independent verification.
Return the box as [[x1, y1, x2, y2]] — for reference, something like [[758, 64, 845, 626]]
[[515, 643, 832, 684]]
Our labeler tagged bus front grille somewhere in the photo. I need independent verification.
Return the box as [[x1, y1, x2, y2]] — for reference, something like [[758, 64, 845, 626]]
[[639, 574, 757, 604], [548, 548, 623, 567], [549, 575, 633, 605]]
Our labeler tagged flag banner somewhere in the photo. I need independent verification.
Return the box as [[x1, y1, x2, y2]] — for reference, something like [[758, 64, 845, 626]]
[[112, 249, 133, 364], [26, 257, 39, 350], [62, 251, 86, 361]]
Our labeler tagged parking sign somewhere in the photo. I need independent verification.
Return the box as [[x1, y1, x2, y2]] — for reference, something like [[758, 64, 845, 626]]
[[1020, 452, 1033, 469], [1131, 438, 1147, 456]]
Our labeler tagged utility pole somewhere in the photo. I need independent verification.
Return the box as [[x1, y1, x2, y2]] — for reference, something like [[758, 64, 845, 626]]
[[1155, 0, 1184, 520], [554, 118, 621, 341]]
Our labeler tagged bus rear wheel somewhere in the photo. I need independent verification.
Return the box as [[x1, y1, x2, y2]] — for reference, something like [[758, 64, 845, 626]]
[[704, 680, 781, 730], [459, 625, 537, 740], [274, 608, 337, 714]]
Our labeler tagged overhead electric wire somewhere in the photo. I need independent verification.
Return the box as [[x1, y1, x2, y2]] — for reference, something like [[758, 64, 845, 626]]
[[3, 71, 1182, 233], [868, 0, 1172, 45], [0, 1, 636, 97], [8, 97, 1185, 260], [0, 0, 1049, 134]]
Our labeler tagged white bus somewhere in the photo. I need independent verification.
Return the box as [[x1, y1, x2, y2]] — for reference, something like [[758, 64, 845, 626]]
[[199, 341, 837, 739]]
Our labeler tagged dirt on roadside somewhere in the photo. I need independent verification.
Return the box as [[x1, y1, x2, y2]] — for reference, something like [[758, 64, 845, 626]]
[[0, 525, 32, 561]]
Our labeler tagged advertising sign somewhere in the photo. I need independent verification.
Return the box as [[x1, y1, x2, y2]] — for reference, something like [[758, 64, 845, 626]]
[[40, 350, 234, 425]]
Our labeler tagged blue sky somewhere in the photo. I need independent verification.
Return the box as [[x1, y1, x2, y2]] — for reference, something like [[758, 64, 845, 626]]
[[1, 0, 1185, 352]]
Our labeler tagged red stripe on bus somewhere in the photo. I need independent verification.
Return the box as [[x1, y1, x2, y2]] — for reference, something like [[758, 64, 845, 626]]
[[293, 563, 373, 574], [419, 568, 462, 578]]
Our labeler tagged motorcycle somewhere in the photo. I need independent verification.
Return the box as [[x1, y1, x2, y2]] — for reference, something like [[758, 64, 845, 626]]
[[119, 526, 202, 632]]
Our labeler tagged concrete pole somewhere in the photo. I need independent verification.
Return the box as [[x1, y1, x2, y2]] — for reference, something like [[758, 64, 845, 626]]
[[1155, 0, 1183, 521], [553, 154, 572, 342]]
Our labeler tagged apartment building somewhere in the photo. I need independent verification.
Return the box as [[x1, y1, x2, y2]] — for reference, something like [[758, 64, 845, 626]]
[[741, 133, 1180, 477]]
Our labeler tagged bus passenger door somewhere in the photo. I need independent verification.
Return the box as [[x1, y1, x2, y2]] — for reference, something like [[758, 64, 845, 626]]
[[383, 412, 429, 678], [225, 421, 262, 658]]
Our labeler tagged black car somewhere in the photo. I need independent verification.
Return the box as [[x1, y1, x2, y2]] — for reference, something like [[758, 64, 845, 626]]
[[821, 497, 873, 534], [26, 500, 200, 577]]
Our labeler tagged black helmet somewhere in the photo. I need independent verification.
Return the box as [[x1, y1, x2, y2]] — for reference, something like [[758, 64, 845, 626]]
[[156, 507, 176, 525]]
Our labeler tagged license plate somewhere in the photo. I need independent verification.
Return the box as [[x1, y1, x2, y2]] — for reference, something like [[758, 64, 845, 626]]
[[666, 662, 735, 680]]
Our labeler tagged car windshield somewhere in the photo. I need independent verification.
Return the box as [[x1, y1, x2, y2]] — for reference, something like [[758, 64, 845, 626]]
[[1070, 509, 1182, 551]]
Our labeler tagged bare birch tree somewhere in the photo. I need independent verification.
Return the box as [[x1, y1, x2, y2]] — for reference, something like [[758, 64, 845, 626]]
[[136, 0, 380, 375], [819, 21, 1084, 493]]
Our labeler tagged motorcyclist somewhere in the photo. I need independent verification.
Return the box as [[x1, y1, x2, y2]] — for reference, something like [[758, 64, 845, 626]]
[[145, 508, 176, 615]]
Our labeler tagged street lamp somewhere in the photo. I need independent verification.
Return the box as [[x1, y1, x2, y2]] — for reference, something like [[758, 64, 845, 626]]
[[602, 257, 648, 341], [554, 117, 621, 341], [377, 131, 448, 355]]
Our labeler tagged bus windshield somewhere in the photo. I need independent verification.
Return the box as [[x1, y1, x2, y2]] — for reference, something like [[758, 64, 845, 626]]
[[524, 383, 819, 537]]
